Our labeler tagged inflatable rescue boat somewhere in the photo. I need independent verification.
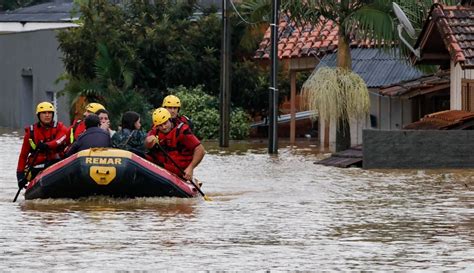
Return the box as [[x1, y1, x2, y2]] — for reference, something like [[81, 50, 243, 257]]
[[24, 148, 199, 200]]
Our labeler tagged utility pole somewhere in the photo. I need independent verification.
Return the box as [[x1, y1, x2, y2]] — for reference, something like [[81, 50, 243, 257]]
[[268, 0, 280, 154], [219, 0, 231, 147]]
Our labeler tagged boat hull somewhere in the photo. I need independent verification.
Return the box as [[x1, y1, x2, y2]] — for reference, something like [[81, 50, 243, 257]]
[[25, 148, 198, 200]]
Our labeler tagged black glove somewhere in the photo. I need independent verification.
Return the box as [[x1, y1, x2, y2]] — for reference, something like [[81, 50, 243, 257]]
[[37, 142, 49, 151], [16, 171, 26, 189]]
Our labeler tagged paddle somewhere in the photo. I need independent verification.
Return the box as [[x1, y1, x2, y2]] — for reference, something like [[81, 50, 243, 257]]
[[154, 143, 211, 201], [13, 150, 40, 202]]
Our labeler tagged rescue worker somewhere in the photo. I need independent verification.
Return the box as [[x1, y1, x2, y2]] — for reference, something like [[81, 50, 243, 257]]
[[65, 114, 111, 157], [162, 95, 194, 131], [16, 102, 68, 189], [66, 102, 105, 147], [145, 108, 205, 181]]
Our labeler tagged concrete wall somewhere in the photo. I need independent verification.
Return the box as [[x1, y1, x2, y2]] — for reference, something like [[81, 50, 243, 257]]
[[363, 129, 474, 168], [0, 29, 69, 129]]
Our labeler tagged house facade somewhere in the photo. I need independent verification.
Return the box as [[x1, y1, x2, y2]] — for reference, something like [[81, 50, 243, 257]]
[[255, 15, 428, 148], [413, 3, 474, 112], [0, 0, 76, 129], [314, 48, 425, 146]]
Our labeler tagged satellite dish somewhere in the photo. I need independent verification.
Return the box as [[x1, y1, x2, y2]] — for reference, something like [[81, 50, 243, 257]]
[[393, 2, 420, 58], [393, 3, 416, 38]]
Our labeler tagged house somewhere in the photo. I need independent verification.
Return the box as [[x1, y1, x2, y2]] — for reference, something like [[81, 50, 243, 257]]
[[255, 15, 426, 147], [255, 15, 347, 145], [314, 48, 425, 145], [0, 0, 77, 129], [377, 70, 451, 129], [413, 2, 474, 112], [362, 1, 474, 169]]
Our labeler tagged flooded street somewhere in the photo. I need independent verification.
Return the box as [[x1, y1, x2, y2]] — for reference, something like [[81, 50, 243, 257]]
[[1, 129, 473, 271]]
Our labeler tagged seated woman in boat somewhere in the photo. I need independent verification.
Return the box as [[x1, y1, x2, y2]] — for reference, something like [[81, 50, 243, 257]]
[[16, 102, 68, 189], [111, 111, 146, 154], [65, 114, 111, 157], [145, 108, 205, 181]]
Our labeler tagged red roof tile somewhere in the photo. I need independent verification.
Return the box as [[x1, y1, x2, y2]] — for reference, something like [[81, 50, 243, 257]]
[[254, 14, 379, 60], [255, 15, 340, 59], [416, 4, 474, 67]]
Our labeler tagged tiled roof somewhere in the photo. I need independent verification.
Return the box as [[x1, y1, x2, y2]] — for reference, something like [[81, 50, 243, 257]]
[[404, 110, 474, 130], [415, 4, 474, 67], [379, 70, 450, 97], [254, 15, 374, 60], [0, 0, 75, 22], [314, 48, 424, 88]]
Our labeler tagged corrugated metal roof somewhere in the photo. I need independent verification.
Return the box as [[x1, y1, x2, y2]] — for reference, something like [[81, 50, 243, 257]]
[[315, 48, 425, 88], [379, 70, 450, 97], [250, 110, 316, 128], [0, 1, 75, 22]]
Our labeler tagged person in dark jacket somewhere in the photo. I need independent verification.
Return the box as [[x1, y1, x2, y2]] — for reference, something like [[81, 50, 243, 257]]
[[65, 114, 111, 157], [111, 111, 146, 152]]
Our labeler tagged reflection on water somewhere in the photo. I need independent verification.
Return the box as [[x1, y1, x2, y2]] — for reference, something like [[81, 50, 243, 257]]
[[20, 197, 197, 215], [1, 130, 473, 271]]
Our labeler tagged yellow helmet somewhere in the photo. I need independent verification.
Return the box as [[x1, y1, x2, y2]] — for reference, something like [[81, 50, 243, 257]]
[[85, 102, 105, 114], [36, 102, 55, 114], [152, 107, 171, 126], [162, 95, 181, 108]]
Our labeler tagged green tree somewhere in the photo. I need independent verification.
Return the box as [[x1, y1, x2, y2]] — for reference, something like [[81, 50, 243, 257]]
[[170, 86, 251, 140]]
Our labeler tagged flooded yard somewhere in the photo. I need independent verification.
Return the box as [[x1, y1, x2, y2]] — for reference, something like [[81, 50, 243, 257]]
[[0, 130, 473, 270]]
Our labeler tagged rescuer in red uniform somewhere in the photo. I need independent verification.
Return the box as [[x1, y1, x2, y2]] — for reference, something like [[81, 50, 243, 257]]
[[162, 95, 194, 131], [16, 102, 68, 189], [65, 102, 106, 148], [145, 108, 205, 181]]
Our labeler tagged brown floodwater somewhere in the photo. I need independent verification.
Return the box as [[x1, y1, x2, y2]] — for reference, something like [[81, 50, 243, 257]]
[[0, 128, 473, 270]]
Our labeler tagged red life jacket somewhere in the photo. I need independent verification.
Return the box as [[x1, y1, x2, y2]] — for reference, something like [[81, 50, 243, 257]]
[[17, 121, 68, 172], [155, 123, 194, 176]]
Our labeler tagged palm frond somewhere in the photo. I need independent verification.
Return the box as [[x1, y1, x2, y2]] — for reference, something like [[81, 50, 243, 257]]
[[345, 3, 395, 46]]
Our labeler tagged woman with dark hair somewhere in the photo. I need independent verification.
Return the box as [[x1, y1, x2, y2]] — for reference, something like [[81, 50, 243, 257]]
[[111, 111, 146, 152]]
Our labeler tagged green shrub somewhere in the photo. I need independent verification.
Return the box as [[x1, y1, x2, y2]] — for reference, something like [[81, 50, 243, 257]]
[[169, 86, 250, 140]]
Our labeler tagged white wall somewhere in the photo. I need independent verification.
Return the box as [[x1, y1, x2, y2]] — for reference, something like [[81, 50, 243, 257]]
[[450, 61, 474, 110]]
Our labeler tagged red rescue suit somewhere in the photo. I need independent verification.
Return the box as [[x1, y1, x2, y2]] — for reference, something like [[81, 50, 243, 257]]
[[64, 118, 86, 147], [17, 121, 68, 173], [147, 123, 200, 177]]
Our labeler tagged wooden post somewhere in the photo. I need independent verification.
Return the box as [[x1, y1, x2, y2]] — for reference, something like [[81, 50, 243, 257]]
[[290, 70, 296, 144], [324, 120, 330, 148]]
